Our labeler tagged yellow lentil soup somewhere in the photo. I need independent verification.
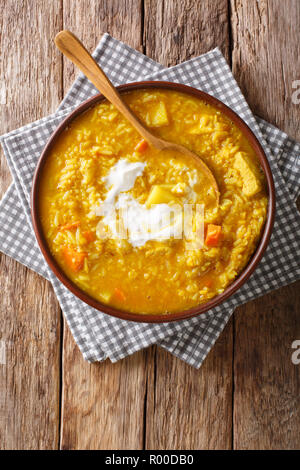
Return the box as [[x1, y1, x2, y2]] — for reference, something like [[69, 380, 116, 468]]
[[39, 89, 268, 314]]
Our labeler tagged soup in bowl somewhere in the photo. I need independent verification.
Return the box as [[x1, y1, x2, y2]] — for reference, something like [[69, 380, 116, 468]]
[[31, 82, 275, 322]]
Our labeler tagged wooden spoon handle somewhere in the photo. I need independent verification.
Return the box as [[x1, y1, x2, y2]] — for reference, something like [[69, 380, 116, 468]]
[[55, 30, 159, 145], [55, 31, 219, 199]]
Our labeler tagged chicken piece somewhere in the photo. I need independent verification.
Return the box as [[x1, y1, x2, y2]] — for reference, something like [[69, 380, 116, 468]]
[[234, 152, 261, 197]]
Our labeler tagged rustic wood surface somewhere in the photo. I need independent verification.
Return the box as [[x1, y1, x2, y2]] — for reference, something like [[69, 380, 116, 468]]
[[0, 0, 62, 450], [0, 0, 299, 450]]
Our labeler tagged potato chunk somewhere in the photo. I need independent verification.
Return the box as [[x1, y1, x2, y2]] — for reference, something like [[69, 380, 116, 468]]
[[146, 185, 177, 208], [234, 152, 261, 197], [148, 101, 169, 127]]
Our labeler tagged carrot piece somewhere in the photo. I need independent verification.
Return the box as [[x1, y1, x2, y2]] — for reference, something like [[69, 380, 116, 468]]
[[203, 277, 213, 288], [205, 224, 222, 247], [83, 230, 96, 243], [62, 246, 87, 273], [60, 221, 80, 231], [114, 287, 126, 302], [134, 139, 148, 153]]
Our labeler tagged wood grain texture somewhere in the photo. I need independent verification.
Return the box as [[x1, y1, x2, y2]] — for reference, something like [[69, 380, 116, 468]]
[[231, 0, 300, 450], [60, 0, 147, 450], [144, 0, 233, 450], [231, 0, 300, 139], [0, 0, 62, 449], [234, 286, 300, 450], [61, 326, 147, 450]]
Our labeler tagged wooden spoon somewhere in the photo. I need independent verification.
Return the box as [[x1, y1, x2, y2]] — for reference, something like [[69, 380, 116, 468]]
[[55, 30, 219, 200]]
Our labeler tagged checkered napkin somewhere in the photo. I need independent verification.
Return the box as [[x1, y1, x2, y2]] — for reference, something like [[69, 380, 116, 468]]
[[0, 34, 299, 368]]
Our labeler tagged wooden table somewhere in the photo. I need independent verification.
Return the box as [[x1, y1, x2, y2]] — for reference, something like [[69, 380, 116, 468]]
[[0, 0, 299, 450]]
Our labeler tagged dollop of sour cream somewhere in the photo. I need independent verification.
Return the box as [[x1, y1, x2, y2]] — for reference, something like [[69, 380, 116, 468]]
[[104, 159, 146, 205], [95, 159, 182, 247]]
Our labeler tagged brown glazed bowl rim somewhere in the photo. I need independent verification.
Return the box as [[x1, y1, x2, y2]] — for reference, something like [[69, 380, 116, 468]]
[[31, 81, 275, 323]]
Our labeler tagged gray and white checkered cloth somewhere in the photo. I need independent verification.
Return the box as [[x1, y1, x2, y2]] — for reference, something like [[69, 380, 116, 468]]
[[0, 34, 299, 368]]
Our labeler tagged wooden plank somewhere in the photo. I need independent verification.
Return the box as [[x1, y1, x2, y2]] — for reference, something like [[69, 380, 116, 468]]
[[233, 287, 300, 450], [62, 0, 144, 87], [0, 0, 62, 449], [145, 322, 233, 450], [144, 0, 233, 450], [144, 0, 230, 64], [61, 326, 147, 450], [231, 0, 300, 449], [60, 0, 147, 450]]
